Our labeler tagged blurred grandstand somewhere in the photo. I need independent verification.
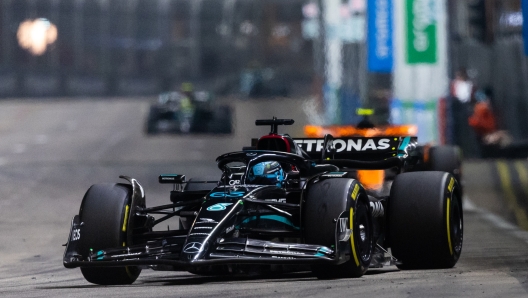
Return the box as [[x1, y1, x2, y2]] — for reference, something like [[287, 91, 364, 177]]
[[0, 0, 312, 97], [2, 0, 528, 157]]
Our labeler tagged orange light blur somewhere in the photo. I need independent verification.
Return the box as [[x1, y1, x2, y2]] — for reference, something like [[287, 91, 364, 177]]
[[304, 124, 418, 138], [357, 170, 385, 190]]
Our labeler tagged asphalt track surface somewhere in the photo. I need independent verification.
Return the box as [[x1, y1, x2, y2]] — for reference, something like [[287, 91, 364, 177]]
[[0, 98, 528, 297]]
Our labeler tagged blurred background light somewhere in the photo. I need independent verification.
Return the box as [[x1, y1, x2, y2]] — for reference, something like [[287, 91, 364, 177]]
[[500, 11, 523, 27], [17, 18, 58, 56]]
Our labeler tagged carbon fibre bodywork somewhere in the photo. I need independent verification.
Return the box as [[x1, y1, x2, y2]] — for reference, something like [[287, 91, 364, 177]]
[[63, 118, 462, 283]]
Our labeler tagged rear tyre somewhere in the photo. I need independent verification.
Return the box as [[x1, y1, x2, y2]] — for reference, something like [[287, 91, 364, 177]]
[[429, 145, 462, 184], [389, 172, 463, 269], [78, 184, 141, 285], [304, 178, 372, 279]]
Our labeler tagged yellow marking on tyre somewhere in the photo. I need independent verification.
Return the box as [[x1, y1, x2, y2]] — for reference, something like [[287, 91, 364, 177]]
[[351, 184, 359, 200], [122, 211, 134, 279], [447, 177, 454, 193], [446, 197, 453, 255], [349, 208, 360, 267], [122, 205, 130, 232], [496, 161, 528, 230]]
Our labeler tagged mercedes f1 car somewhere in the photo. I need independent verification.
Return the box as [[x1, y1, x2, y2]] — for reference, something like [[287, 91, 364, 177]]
[[63, 118, 463, 285], [145, 90, 232, 135]]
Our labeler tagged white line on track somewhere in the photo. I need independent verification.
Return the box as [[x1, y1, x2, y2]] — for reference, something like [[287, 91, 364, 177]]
[[465, 195, 528, 244]]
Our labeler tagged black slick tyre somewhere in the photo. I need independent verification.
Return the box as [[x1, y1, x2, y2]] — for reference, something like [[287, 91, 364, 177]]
[[388, 171, 463, 269], [428, 145, 462, 184], [78, 183, 141, 285], [304, 178, 372, 278]]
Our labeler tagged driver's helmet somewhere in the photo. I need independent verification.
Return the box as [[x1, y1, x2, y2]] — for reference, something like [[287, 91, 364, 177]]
[[247, 161, 284, 187]]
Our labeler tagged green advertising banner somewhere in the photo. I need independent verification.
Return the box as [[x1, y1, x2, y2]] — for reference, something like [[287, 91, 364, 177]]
[[406, 0, 437, 64]]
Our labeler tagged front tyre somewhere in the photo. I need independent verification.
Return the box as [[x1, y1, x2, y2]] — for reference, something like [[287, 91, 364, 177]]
[[78, 184, 141, 285], [389, 172, 463, 269], [304, 178, 372, 278]]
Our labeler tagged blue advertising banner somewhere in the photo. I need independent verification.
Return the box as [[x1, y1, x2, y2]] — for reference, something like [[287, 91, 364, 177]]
[[523, 0, 528, 55], [367, 0, 393, 72]]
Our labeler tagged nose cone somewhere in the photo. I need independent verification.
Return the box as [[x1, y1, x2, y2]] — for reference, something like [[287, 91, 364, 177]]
[[180, 239, 208, 262]]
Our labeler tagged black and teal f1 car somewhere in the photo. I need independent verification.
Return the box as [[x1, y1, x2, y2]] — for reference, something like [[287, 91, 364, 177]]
[[63, 118, 463, 285]]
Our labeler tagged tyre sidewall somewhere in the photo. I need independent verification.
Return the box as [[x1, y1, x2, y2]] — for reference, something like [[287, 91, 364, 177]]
[[78, 183, 141, 284], [389, 171, 463, 269], [304, 178, 372, 278], [78, 184, 130, 255]]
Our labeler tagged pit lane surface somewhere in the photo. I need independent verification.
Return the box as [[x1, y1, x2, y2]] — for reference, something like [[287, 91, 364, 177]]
[[0, 98, 527, 297]]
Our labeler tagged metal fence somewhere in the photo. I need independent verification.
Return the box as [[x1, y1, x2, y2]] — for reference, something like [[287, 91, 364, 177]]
[[0, 0, 312, 97]]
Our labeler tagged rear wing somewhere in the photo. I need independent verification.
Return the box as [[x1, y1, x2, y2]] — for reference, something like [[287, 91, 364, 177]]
[[293, 136, 417, 160]]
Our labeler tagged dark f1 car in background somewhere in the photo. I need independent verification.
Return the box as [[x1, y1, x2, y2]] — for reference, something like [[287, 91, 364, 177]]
[[145, 89, 233, 135], [64, 118, 463, 285]]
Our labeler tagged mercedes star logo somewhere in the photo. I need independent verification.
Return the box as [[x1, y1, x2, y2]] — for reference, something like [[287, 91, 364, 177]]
[[183, 242, 202, 253]]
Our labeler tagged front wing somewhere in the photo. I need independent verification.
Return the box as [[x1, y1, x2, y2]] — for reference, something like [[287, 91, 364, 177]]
[[63, 217, 350, 270]]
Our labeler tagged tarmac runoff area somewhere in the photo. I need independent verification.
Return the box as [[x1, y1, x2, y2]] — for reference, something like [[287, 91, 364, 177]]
[[0, 98, 526, 297]]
